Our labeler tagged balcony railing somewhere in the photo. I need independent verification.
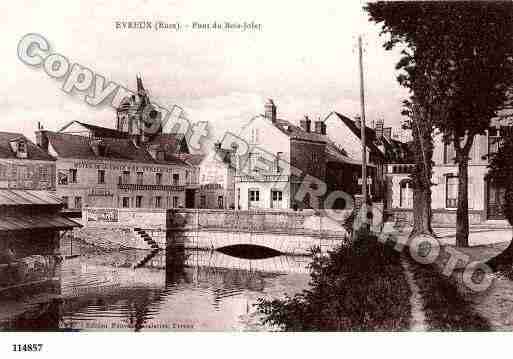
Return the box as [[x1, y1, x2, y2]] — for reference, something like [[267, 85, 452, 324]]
[[235, 174, 290, 183], [118, 183, 185, 192]]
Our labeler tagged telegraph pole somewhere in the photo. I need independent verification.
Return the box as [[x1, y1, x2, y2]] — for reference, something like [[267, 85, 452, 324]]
[[358, 35, 367, 204]]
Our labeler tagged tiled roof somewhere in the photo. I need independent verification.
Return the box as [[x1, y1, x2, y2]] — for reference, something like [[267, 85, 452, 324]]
[[147, 133, 187, 153], [382, 137, 414, 163], [326, 112, 384, 158], [0, 132, 55, 161], [62, 121, 130, 139], [272, 118, 326, 143], [176, 153, 206, 166], [0, 189, 63, 206], [46, 131, 188, 166]]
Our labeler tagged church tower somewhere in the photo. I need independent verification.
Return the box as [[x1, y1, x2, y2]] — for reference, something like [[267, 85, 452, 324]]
[[116, 76, 162, 140]]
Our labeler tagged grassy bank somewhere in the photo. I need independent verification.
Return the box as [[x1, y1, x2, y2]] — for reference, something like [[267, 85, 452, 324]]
[[408, 259, 490, 331], [256, 231, 411, 331]]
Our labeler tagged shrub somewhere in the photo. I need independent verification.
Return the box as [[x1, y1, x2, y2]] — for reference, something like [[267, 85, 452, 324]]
[[256, 231, 411, 331]]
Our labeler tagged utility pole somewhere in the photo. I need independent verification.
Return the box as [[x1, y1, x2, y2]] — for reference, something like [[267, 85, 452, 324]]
[[358, 35, 367, 204]]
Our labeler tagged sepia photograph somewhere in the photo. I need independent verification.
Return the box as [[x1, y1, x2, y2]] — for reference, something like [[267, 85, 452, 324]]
[[1, 0, 513, 357]]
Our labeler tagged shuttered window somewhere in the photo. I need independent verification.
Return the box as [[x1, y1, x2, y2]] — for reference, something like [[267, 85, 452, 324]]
[[446, 176, 458, 208]]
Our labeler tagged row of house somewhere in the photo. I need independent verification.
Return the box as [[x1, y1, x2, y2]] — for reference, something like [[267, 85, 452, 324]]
[[0, 77, 509, 224]]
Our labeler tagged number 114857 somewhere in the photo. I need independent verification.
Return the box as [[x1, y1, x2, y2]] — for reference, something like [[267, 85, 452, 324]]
[[12, 344, 43, 352]]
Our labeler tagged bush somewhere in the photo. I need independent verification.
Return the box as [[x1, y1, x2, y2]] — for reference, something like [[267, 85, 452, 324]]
[[256, 231, 411, 331]]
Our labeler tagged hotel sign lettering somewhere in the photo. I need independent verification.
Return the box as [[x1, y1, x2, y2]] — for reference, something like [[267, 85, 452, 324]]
[[86, 208, 118, 222], [72, 161, 177, 173]]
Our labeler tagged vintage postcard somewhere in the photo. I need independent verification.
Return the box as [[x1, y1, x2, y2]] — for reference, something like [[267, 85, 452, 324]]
[[1, 0, 513, 356]]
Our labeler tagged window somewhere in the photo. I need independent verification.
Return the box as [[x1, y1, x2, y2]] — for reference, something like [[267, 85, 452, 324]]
[[135, 196, 143, 208], [69, 169, 78, 183], [446, 175, 458, 208], [173, 196, 179, 208], [39, 166, 48, 181], [98, 169, 105, 184], [200, 195, 206, 208], [443, 141, 456, 164], [185, 170, 190, 184], [136, 172, 143, 185], [17, 141, 26, 153], [271, 190, 283, 201], [250, 128, 259, 144], [249, 189, 260, 202], [122, 197, 130, 208], [399, 180, 413, 209], [155, 196, 162, 208], [61, 196, 68, 209], [74, 196, 82, 209], [488, 128, 503, 156], [156, 173, 162, 185], [218, 196, 224, 209], [122, 171, 130, 184], [173, 173, 179, 185]]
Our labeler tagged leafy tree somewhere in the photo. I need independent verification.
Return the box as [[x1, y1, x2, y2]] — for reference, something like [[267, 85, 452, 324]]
[[367, 2, 513, 245], [366, 3, 447, 237], [486, 129, 513, 269]]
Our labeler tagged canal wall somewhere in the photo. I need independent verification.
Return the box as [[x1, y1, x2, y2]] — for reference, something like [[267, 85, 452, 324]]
[[76, 208, 169, 250], [77, 207, 350, 254]]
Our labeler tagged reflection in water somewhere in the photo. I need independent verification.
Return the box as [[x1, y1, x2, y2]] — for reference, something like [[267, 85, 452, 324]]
[[0, 245, 311, 331]]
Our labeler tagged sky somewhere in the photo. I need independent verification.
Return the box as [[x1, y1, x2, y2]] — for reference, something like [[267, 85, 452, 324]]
[[0, 0, 409, 144]]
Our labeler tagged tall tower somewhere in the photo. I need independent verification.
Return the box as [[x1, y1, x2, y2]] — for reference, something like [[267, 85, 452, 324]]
[[116, 76, 162, 139]]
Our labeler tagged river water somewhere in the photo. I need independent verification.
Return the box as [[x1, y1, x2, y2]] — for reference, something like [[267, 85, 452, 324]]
[[0, 248, 312, 331]]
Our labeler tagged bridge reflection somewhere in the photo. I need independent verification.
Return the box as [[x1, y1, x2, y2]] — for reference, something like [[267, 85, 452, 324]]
[[0, 247, 311, 331]]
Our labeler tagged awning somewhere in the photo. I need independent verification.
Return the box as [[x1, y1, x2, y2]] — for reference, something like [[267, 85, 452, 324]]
[[0, 213, 81, 232], [0, 190, 64, 206]]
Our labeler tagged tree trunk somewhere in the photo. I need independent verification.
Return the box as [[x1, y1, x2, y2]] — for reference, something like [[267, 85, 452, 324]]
[[411, 186, 433, 237], [486, 184, 513, 270], [409, 105, 434, 238], [456, 158, 470, 247]]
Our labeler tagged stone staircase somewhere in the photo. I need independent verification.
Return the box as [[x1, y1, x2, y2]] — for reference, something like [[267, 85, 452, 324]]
[[132, 249, 161, 269], [133, 228, 161, 250]]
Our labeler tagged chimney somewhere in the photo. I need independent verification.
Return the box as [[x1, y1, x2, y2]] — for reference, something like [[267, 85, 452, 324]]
[[314, 120, 327, 135], [384, 127, 392, 141], [275, 152, 282, 173], [35, 130, 49, 151], [264, 99, 277, 122], [300, 115, 311, 133], [375, 118, 384, 141]]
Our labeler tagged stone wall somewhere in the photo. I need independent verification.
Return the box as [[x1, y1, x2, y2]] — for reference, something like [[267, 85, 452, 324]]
[[169, 208, 350, 237], [385, 208, 485, 226], [78, 207, 350, 253]]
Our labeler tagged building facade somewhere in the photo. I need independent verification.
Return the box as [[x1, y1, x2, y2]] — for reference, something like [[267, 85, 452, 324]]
[[34, 76, 197, 212], [234, 100, 327, 210], [386, 119, 512, 225], [0, 132, 56, 190], [36, 130, 192, 212], [194, 144, 235, 209]]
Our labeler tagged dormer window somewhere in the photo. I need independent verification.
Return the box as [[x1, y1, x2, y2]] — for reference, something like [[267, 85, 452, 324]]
[[10, 138, 28, 159]]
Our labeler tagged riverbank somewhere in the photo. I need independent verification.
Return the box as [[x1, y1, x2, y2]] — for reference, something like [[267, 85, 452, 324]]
[[256, 231, 412, 331]]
